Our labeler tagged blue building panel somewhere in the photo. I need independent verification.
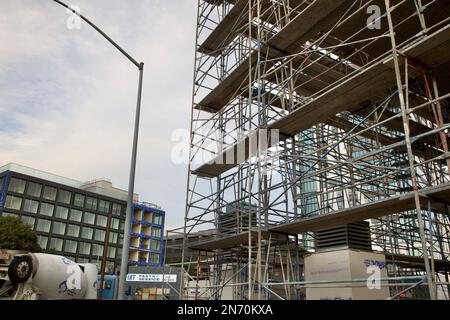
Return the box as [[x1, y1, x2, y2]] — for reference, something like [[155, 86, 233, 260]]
[[129, 203, 165, 267], [0, 171, 11, 212]]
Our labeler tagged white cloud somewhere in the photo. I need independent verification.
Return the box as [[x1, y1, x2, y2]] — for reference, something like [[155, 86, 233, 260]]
[[0, 0, 197, 229]]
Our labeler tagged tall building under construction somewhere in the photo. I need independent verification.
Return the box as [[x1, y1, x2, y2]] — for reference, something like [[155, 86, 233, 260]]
[[167, 0, 450, 300]]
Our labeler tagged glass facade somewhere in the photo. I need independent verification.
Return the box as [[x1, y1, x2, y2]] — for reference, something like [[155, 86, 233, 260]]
[[39, 203, 54, 217], [52, 221, 66, 235], [49, 237, 63, 251], [21, 215, 35, 228], [85, 197, 97, 210], [0, 170, 165, 273], [23, 199, 39, 214], [73, 193, 85, 207], [26, 182, 42, 197], [36, 218, 51, 233], [81, 227, 94, 239], [79, 242, 91, 255], [69, 209, 82, 222], [57, 190, 71, 204], [8, 178, 26, 194], [96, 215, 108, 228], [5, 195, 22, 210], [83, 212, 95, 225], [67, 224, 80, 237], [43, 186, 57, 201], [55, 206, 69, 219]]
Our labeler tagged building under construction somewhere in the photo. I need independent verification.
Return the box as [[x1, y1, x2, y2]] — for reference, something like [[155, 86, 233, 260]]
[[166, 0, 450, 300]]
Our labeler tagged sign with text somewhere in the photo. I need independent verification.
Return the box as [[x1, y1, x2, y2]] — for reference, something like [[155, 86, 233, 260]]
[[126, 273, 177, 283]]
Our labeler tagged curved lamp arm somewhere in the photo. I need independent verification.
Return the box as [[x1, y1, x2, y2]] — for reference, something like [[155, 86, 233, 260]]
[[53, 0, 142, 69]]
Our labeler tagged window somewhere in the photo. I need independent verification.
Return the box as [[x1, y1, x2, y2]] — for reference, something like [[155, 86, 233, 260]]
[[39, 203, 54, 217], [151, 240, 161, 251], [85, 197, 97, 210], [49, 238, 63, 252], [109, 232, 118, 244], [26, 182, 42, 197], [153, 214, 163, 225], [21, 215, 36, 228], [64, 240, 78, 253], [118, 234, 124, 245], [37, 236, 48, 250], [83, 212, 95, 225], [57, 190, 71, 204], [98, 200, 110, 213], [52, 222, 66, 235], [150, 253, 160, 265], [95, 229, 106, 242], [96, 215, 108, 228], [73, 194, 85, 207], [81, 227, 94, 239], [36, 219, 51, 233], [0, 177, 4, 193], [78, 242, 91, 255], [55, 206, 69, 219], [23, 199, 39, 214], [67, 224, 80, 237], [8, 178, 26, 194], [69, 209, 82, 222], [112, 203, 122, 215], [152, 227, 162, 238], [111, 218, 120, 230], [2, 212, 19, 219], [4, 195, 22, 210], [42, 186, 57, 201], [92, 244, 103, 257], [108, 247, 116, 259]]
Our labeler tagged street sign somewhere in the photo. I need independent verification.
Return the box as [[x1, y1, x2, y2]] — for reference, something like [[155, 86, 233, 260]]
[[126, 273, 177, 283]]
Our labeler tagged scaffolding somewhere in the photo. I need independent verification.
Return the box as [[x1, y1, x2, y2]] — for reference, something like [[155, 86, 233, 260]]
[[171, 0, 450, 300]]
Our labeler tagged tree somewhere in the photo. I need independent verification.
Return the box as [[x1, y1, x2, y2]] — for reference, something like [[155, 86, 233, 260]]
[[0, 216, 41, 252]]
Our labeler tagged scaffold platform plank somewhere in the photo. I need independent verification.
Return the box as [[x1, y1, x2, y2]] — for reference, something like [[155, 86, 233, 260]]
[[189, 230, 288, 251], [188, 182, 450, 250], [269, 182, 450, 235], [193, 25, 450, 177], [199, 0, 323, 56], [386, 253, 450, 271], [196, 0, 350, 112]]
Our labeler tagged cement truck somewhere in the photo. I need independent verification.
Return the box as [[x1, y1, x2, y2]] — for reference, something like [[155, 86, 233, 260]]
[[0, 250, 98, 300]]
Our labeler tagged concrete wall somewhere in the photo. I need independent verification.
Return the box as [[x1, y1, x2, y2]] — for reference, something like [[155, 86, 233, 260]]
[[304, 248, 390, 300]]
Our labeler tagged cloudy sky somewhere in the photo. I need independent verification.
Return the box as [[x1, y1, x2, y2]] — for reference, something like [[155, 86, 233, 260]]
[[0, 0, 197, 229]]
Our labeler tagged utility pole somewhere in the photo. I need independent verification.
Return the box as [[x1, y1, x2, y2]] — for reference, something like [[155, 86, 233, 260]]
[[52, 0, 144, 300]]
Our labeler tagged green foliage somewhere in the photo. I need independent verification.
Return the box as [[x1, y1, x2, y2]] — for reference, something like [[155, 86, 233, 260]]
[[0, 216, 41, 252]]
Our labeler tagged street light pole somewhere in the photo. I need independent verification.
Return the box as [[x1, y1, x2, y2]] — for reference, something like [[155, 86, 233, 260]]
[[52, 0, 143, 300], [119, 62, 144, 300]]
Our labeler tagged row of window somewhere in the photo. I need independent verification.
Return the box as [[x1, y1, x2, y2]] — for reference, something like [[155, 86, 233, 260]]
[[131, 251, 161, 265], [131, 226, 162, 239], [130, 237, 162, 251], [7, 177, 123, 215], [132, 213, 164, 226], [3, 212, 124, 246], [3, 196, 125, 230], [37, 235, 121, 259]]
